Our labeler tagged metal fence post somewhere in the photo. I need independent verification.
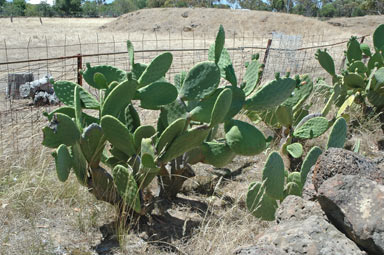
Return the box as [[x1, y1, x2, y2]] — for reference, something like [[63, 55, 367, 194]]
[[258, 39, 272, 85], [77, 54, 83, 86]]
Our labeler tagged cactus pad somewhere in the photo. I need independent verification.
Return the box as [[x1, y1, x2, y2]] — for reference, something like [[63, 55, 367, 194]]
[[225, 120, 266, 156], [275, 105, 293, 127], [54, 81, 99, 109], [200, 142, 235, 167], [210, 88, 232, 127], [157, 118, 187, 153], [344, 73, 365, 89], [54, 144, 72, 182], [80, 123, 105, 167], [208, 45, 237, 86], [284, 182, 301, 197], [82, 63, 127, 89], [293, 117, 329, 139], [300, 146, 322, 185], [101, 79, 138, 117], [125, 104, 141, 133], [133, 125, 156, 150], [246, 182, 278, 221], [101, 115, 136, 157], [242, 60, 263, 96], [244, 77, 296, 111], [158, 125, 211, 163], [141, 138, 157, 168], [42, 113, 81, 148], [136, 82, 178, 108], [326, 117, 347, 149], [286, 143, 303, 158], [112, 165, 141, 213], [315, 49, 336, 76], [262, 151, 285, 200], [347, 37, 362, 62], [373, 24, 384, 52], [179, 61, 221, 101], [138, 52, 173, 86]]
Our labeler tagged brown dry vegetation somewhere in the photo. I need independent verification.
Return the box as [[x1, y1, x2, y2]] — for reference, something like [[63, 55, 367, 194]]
[[0, 9, 383, 255]]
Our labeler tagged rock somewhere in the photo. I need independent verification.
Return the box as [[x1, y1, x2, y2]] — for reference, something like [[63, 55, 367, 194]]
[[302, 166, 317, 201], [275, 195, 325, 223], [181, 11, 188, 18], [256, 215, 366, 255], [318, 174, 384, 255], [312, 148, 384, 191], [183, 26, 193, 32], [234, 244, 285, 255]]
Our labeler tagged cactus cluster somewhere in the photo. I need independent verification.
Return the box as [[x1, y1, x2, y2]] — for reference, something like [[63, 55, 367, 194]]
[[315, 24, 384, 113], [246, 116, 348, 221], [42, 25, 305, 217]]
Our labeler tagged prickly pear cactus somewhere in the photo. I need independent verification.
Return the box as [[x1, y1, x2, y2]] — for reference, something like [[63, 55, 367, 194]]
[[43, 25, 283, 221]]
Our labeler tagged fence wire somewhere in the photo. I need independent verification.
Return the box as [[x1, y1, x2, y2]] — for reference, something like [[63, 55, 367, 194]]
[[0, 32, 372, 155]]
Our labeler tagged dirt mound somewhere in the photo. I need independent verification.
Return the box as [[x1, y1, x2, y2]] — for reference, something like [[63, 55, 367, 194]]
[[327, 15, 384, 36], [99, 8, 353, 37]]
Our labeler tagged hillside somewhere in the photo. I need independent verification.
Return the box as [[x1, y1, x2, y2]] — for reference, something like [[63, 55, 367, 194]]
[[100, 8, 357, 37]]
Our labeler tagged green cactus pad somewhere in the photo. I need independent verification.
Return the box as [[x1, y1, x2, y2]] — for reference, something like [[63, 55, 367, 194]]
[[180, 61, 221, 101], [127, 40, 135, 67], [368, 52, 384, 71], [286, 143, 303, 158], [174, 71, 187, 91], [125, 104, 141, 133], [136, 82, 178, 108], [242, 60, 263, 96], [190, 88, 223, 123], [244, 77, 296, 111], [374, 67, 384, 86], [112, 165, 141, 213], [200, 142, 235, 167], [54, 144, 72, 182], [287, 172, 302, 188], [42, 113, 81, 148], [71, 143, 88, 186], [138, 52, 173, 86], [210, 88, 232, 127], [367, 88, 384, 108], [275, 105, 293, 127], [336, 94, 355, 118], [284, 182, 301, 197], [80, 123, 105, 168], [315, 49, 336, 76], [373, 24, 384, 52], [208, 45, 237, 86], [110, 147, 129, 162], [101, 79, 137, 117], [283, 75, 313, 110], [74, 86, 83, 132], [301, 146, 322, 185], [82, 63, 127, 89], [93, 72, 108, 90], [225, 86, 245, 120], [214, 25, 225, 64], [44, 106, 75, 121], [347, 37, 362, 62], [293, 108, 309, 127], [344, 73, 365, 89], [360, 43, 372, 57], [54, 81, 99, 109], [224, 120, 266, 156], [262, 151, 285, 200], [156, 118, 187, 153], [162, 98, 189, 125], [246, 182, 278, 221], [101, 115, 136, 157], [140, 138, 157, 168], [133, 125, 156, 150], [348, 61, 368, 74], [326, 117, 347, 149], [158, 125, 211, 163], [136, 165, 159, 189], [293, 117, 329, 139], [132, 63, 147, 81]]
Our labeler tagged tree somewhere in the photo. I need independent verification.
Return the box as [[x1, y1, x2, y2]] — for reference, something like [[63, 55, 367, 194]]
[[54, 0, 81, 16], [3, 0, 26, 16], [82, 0, 98, 17]]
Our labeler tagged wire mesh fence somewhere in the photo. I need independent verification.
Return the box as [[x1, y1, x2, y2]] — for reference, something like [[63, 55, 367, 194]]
[[0, 31, 372, 154]]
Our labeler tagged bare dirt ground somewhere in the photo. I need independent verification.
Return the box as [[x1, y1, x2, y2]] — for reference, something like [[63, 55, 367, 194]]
[[327, 15, 384, 36], [0, 9, 383, 255]]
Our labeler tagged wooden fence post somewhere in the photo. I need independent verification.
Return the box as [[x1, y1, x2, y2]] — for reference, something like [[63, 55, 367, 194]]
[[77, 54, 83, 86], [257, 39, 272, 86]]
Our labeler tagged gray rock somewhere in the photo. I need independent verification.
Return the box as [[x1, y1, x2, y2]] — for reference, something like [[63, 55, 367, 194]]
[[234, 244, 285, 255], [313, 148, 384, 191], [275, 195, 325, 223], [318, 174, 384, 255], [256, 215, 366, 255]]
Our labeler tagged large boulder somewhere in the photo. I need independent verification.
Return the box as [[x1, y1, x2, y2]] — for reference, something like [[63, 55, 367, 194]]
[[318, 174, 384, 255], [312, 148, 384, 191], [234, 196, 365, 255]]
